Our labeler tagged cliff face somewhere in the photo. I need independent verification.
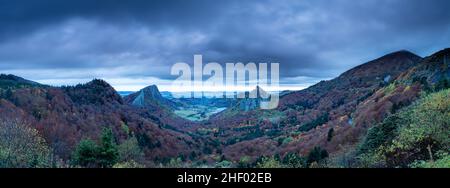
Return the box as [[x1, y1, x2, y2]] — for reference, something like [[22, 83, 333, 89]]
[[124, 85, 176, 110]]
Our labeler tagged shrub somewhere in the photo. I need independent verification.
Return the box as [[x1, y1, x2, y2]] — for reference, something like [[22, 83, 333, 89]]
[[306, 146, 328, 167], [72, 139, 100, 167], [383, 89, 450, 167], [327, 128, 334, 142], [72, 128, 119, 168], [113, 160, 144, 168], [282, 153, 306, 168], [165, 157, 184, 168], [0, 118, 52, 168], [118, 135, 144, 163], [256, 156, 284, 168], [281, 137, 294, 145], [215, 160, 232, 168], [357, 89, 450, 167], [237, 156, 253, 168], [410, 152, 450, 168], [357, 115, 401, 154], [434, 77, 450, 91]]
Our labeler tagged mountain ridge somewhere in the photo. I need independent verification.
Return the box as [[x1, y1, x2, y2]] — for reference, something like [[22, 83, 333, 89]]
[[0, 48, 448, 167]]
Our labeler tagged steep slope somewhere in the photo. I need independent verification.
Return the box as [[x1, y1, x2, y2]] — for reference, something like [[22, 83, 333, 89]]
[[277, 49, 449, 162], [208, 50, 423, 162], [350, 48, 450, 139], [354, 88, 450, 168]]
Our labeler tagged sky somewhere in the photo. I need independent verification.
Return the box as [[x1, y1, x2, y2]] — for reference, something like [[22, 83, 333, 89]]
[[0, 0, 449, 91]]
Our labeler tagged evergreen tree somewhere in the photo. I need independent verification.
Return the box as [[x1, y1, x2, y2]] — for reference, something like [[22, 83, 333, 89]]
[[72, 128, 119, 168], [306, 146, 329, 167], [72, 139, 99, 167], [98, 128, 119, 167], [327, 128, 334, 142]]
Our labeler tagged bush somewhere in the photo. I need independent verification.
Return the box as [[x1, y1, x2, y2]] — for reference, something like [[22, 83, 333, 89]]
[[434, 77, 450, 91], [357, 89, 450, 167], [298, 113, 329, 132], [165, 157, 184, 168], [327, 128, 334, 142], [306, 146, 328, 167], [256, 156, 284, 168], [72, 139, 100, 167], [72, 128, 119, 168], [282, 153, 306, 168], [410, 152, 450, 168], [0, 118, 52, 168], [118, 135, 144, 163], [357, 115, 400, 154], [383, 89, 450, 167], [237, 156, 253, 168], [113, 160, 144, 168], [215, 160, 232, 168], [281, 137, 293, 145]]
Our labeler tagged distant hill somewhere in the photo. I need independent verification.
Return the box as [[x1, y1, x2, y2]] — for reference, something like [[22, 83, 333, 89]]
[[0, 74, 42, 89], [224, 86, 270, 112], [63, 79, 124, 105], [117, 91, 134, 97]]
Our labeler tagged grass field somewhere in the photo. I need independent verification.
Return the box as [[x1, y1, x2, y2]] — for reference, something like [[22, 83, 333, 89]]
[[174, 105, 226, 121]]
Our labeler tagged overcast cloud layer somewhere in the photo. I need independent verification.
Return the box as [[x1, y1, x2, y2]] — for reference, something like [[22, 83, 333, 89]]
[[0, 0, 449, 91]]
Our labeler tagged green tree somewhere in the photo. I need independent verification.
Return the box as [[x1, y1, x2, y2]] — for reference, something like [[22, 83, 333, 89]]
[[383, 89, 450, 167], [113, 160, 144, 168], [237, 156, 253, 168], [435, 77, 450, 91], [306, 146, 328, 167], [298, 113, 329, 132], [0, 118, 52, 168], [72, 128, 119, 168], [357, 115, 400, 154], [256, 156, 284, 168], [282, 153, 306, 168], [98, 128, 119, 167]]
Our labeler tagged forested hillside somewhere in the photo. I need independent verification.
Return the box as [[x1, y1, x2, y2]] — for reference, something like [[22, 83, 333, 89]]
[[0, 48, 448, 168]]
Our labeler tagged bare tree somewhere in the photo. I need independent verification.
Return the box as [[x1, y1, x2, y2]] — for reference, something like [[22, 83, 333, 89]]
[[0, 117, 52, 168]]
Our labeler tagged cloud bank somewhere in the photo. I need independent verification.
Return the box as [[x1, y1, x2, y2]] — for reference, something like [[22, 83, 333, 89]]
[[0, 0, 449, 91]]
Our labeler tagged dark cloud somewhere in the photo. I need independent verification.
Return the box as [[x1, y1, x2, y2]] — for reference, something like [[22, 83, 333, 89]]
[[0, 0, 449, 90]]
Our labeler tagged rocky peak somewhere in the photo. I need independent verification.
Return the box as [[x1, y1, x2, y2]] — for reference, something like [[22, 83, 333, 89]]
[[141, 85, 163, 101]]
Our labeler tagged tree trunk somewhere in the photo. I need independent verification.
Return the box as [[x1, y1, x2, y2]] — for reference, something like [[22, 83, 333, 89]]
[[427, 144, 434, 162]]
